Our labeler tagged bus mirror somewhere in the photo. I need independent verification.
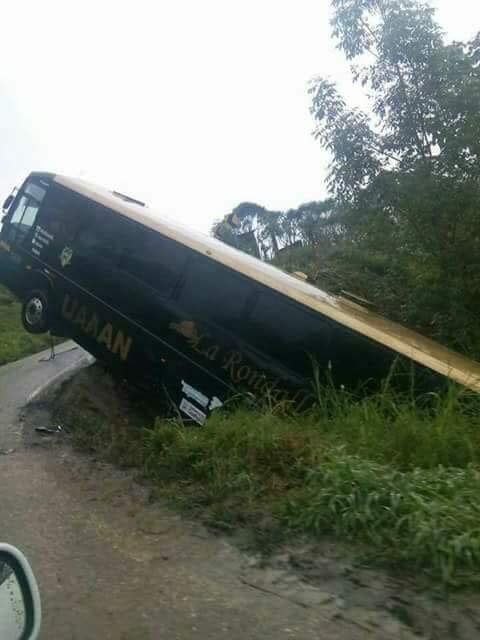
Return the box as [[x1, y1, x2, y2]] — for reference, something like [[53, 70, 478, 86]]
[[2, 195, 14, 212]]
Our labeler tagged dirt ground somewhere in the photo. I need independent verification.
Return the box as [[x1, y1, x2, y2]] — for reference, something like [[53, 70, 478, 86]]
[[3, 358, 480, 638]]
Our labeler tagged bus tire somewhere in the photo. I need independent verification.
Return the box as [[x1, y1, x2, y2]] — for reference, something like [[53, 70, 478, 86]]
[[21, 289, 50, 334]]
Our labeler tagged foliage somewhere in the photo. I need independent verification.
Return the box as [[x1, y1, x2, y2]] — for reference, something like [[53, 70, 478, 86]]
[[308, 0, 480, 349], [0, 285, 56, 365], [212, 199, 340, 261]]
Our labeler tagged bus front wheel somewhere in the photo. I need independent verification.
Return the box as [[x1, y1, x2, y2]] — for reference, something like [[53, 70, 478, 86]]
[[21, 290, 50, 334]]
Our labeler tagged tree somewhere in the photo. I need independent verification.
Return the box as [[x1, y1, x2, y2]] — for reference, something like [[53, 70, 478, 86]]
[[293, 200, 339, 246], [310, 0, 480, 349], [213, 202, 284, 260], [212, 202, 263, 258], [312, 0, 480, 192], [214, 199, 339, 261]]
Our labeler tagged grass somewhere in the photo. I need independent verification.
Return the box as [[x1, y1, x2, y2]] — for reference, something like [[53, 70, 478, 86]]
[[0, 284, 56, 364], [283, 457, 480, 586], [56, 375, 480, 588]]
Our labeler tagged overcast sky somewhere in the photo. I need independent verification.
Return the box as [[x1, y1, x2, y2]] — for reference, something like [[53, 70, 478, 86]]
[[0, 0, 477, 232]]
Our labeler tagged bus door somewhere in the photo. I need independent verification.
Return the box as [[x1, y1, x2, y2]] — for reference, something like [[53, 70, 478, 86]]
[[0, 177, 47, 292], [2, 179, 47, 247]]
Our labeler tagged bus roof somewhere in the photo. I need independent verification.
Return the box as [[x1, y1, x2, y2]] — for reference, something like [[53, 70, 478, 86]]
[[53, 173, 480, 393]]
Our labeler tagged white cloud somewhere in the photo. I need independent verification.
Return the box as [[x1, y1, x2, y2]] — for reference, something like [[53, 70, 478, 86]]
[[0, 0, 477, 230]]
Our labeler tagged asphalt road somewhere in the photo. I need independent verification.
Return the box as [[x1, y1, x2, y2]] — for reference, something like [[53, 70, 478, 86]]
[[0, 341, 93, 451], [0, 345, 412, 640]]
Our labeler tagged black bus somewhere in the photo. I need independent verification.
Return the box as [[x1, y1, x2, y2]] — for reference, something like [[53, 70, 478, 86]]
[[1, 172, 479, 423]]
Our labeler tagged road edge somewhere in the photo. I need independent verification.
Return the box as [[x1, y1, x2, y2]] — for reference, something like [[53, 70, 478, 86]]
[[26, 351, 95, 405]]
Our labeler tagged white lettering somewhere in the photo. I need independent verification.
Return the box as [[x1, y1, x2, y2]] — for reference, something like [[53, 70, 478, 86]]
[[179, 399, 206, 425], [181, 380, 209, 408]]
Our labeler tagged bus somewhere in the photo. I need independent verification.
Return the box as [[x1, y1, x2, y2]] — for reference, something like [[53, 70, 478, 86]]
[[1, 172, 479, 423]]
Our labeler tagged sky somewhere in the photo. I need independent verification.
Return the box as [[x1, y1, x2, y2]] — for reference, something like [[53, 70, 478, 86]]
[[0, 0, 478, 232]]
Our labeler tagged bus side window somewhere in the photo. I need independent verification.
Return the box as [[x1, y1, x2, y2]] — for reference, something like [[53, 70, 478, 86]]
[[245, 293, 332, 376], [73, 201, 138, 264], [122, 230, 187, 298], [36, 184, 85, 246], [70, 207, 138, 305], [177, 257, 252, 329]]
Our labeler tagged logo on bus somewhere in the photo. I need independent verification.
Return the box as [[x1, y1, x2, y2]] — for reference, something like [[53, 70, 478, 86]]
[[60, 246, 73, 268], [169, 319, 312, 409]]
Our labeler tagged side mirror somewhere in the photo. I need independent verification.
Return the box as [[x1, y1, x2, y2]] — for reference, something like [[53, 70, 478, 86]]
[[0, 544, 42, 640], [2, 194, 14, 212]]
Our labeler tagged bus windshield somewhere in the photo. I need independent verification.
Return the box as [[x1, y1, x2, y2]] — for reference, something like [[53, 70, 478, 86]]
[[4, 180, 46, 245]]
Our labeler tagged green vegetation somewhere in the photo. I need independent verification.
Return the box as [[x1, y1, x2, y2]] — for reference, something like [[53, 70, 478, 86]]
[[214, 0, 480, 355], [0, 285, 54, 364], [57, 378, 480, 588]]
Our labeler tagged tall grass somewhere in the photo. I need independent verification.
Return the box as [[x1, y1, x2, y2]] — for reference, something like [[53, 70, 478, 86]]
[[309, 383, 480, 470], [59, 375, 480, 586], [282, 456, 480, 586]]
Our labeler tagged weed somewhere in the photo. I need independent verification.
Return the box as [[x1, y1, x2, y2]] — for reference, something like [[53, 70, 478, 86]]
[[281, 455, 480, 586]]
